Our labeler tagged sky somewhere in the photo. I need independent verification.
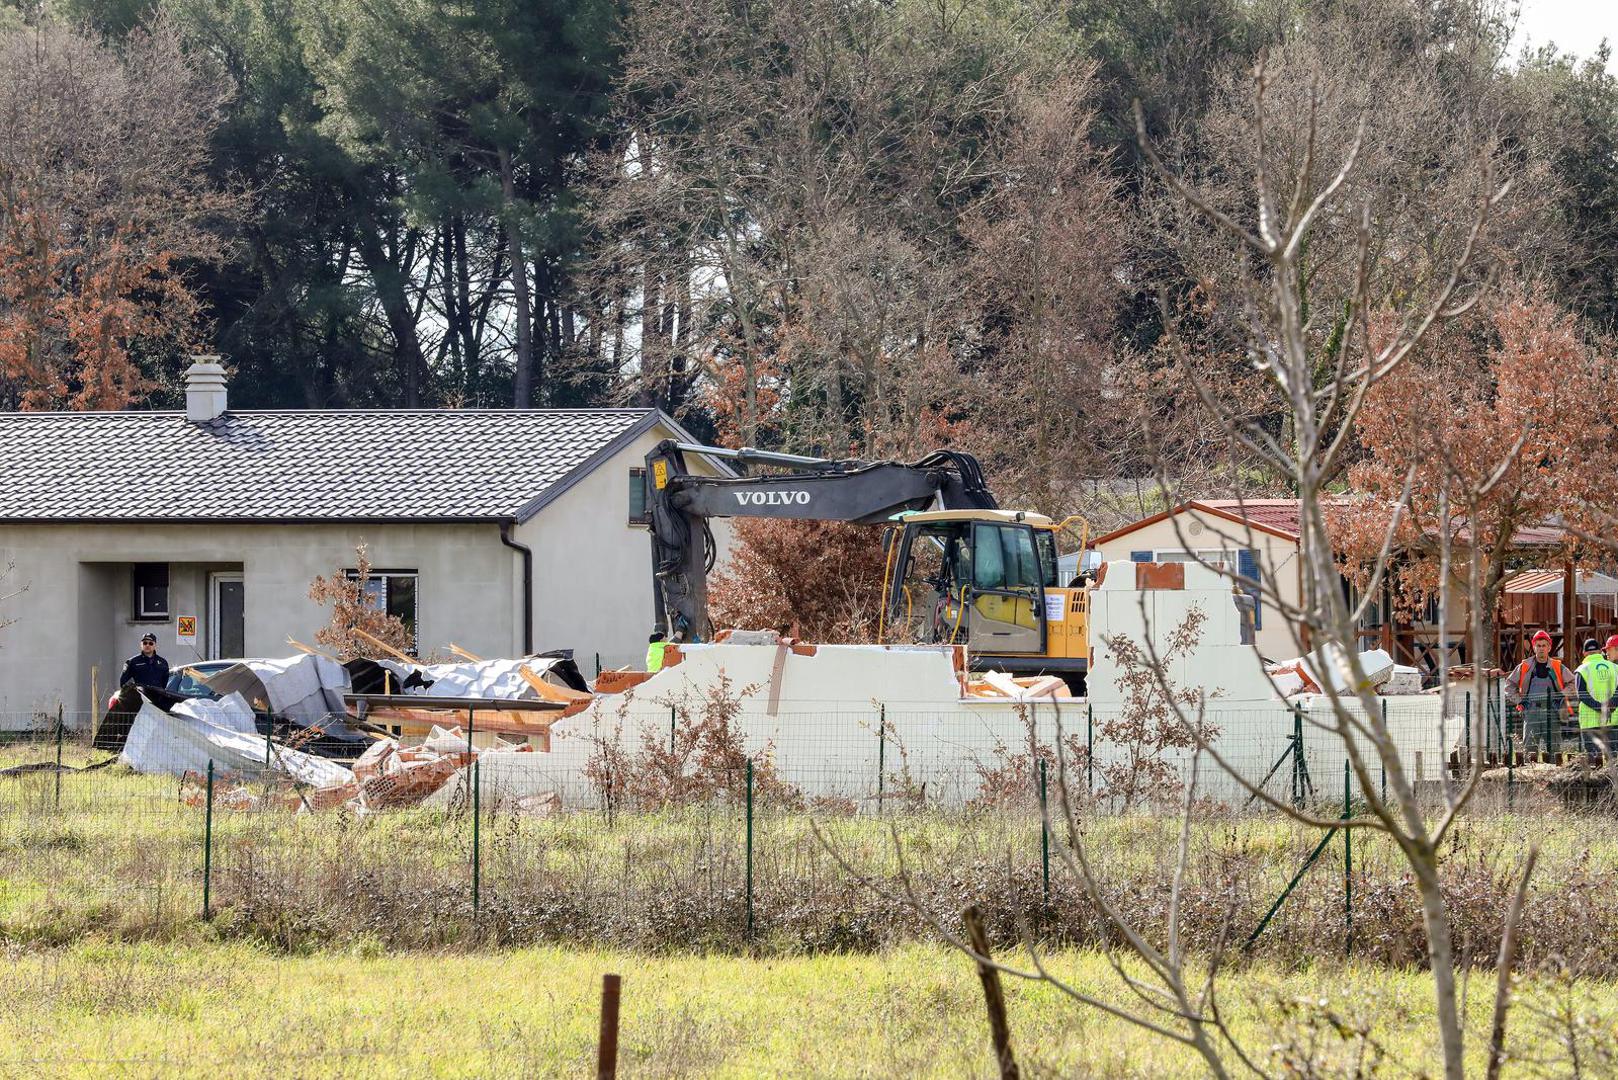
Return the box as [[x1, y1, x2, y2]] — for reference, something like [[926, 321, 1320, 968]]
[[1511, 0, 1618, 69]]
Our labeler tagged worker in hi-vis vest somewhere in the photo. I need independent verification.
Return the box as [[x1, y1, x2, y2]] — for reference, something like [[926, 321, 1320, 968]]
[[1505, 629, 1575, 753], [646, 630, 668, 673], [1575, 635, 1618, 756]]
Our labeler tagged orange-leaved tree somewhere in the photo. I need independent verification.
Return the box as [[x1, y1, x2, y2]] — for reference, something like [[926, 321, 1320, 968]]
[[0, 19, 237, 410], [309, 544, 416, 660], [707, 519, 889, 642], [1333, 292, 1606, 665]]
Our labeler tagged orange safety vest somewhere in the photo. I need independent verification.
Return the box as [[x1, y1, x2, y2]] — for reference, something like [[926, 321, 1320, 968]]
[[1513, 657, 1575, 716]]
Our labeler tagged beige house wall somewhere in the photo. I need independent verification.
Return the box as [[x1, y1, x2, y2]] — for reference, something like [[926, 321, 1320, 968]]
[[514, 426, 733, 676], [1095, 509, 1304, 660]]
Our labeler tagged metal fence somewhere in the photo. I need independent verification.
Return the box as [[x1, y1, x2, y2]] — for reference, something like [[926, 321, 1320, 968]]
[[0, 689, 1587, 956]]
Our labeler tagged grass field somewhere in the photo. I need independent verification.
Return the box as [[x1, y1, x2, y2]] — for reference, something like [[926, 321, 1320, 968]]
[[4, 940, 1616, 1078]]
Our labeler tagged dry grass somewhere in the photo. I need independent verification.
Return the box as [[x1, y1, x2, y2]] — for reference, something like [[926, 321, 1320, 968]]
[[1, 940, 1616, 1078]]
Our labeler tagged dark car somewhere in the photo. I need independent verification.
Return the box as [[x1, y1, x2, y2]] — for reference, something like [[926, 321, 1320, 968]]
[[165, 660, 254, 699]]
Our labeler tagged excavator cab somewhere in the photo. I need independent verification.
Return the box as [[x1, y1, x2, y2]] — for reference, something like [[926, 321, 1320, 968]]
[[881, 510, 1090, 682]]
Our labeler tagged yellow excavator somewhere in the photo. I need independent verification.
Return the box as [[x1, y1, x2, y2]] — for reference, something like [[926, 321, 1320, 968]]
[[644, 440, 1094, 686]]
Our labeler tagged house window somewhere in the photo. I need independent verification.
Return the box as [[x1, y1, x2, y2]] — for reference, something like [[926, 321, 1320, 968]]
[[1153, 549, 1236, 571], [132, 563, 169, 619], [346, 569, 419, 649], [628, 467, 651, 526]]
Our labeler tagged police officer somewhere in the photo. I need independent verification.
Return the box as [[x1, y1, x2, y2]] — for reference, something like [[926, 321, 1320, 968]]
[[120, 632, 170, 690], [1576, 635, 1618, 756]]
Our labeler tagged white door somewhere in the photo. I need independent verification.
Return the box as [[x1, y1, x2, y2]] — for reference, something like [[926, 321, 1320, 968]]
[[209, 572, 245, 659]]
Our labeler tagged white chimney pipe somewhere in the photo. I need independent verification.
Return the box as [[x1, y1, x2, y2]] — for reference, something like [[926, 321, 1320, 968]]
[[184, 356, 228, 424]]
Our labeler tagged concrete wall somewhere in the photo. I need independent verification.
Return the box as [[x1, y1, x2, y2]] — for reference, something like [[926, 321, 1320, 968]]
[[515, 426, 733, 676], [1096, 510, 1304, 660]]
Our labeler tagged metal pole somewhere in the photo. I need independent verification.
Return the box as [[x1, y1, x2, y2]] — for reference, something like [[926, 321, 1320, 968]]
[[877, 704, 886, 811], [1344, 758, 1352, 957], [1039, 758, 1050, 904], [54, 703, 63, 809], [1379, 699, 1388, 804], [1086, 704, 1094, 794], [202, 759, 215, 920], [670, 705, 676, 757], [595, 652, 602, 679], [471, 757, 481, 913], [745, 758, 754, 938], [1292, 707, 1304, 809], [467, 706, 475, 757], [1465, 691, 1472, 762]]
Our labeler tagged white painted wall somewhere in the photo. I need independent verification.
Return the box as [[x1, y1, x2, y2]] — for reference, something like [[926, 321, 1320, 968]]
[[515, 426, 733, 676], [1096, 509, 1305, 660], [535, 563, 1452, 808]]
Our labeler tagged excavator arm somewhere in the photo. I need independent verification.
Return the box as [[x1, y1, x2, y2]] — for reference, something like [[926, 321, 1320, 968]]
[[645, 439, 995, 640]]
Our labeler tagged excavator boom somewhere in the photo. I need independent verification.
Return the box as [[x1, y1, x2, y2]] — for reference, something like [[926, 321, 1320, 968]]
[[645, 440, 995, 639]]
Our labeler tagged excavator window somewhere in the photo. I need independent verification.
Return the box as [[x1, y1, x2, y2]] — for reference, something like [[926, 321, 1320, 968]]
[[972, 523, 1041, 591]]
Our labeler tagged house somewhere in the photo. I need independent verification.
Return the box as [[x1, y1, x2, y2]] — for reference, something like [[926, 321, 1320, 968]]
[[1095, 498, 1592, 671], [0, 360, 732, 723], [1092, 500, 1306, 660]]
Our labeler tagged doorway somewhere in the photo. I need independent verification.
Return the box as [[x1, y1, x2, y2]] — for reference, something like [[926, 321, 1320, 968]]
[[209, 572, 245, 659]]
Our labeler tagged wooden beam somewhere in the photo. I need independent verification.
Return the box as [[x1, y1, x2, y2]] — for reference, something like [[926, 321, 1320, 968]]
[[353, 627, 417, 665], [286, 636, 341, 661], [448, 643, 484, 663]]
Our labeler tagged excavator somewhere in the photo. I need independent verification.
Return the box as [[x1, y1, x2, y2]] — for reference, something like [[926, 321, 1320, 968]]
[[644, 439, 1095, 685]]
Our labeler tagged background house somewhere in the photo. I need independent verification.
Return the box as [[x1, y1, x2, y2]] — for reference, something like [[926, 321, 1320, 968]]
[[1093, 500, 1305, 660], [1096, 498, 1597, 672], [0, 362, 731, 723]]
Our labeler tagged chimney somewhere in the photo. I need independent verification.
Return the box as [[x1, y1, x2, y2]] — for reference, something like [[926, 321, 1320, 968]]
[[184, 355, 228, 424]]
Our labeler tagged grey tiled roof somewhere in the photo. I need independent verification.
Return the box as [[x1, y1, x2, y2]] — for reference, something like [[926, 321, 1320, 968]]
[[0, 408, 665, 521]]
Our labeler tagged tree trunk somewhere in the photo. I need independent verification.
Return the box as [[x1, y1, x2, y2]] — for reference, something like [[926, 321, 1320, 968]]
[[354, 218, 427, 407], [502, 146, 535, 408]]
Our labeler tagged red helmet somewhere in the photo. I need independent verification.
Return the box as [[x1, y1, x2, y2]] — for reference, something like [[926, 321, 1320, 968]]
[[1606, 634, 1618, 652], [1531, 630, 1553, 645]]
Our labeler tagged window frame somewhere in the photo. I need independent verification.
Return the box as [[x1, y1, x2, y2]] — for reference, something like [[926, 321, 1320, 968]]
[[628, 467, 652, 526], [344, 567, 420, 650], [131, 562, 170, 621]]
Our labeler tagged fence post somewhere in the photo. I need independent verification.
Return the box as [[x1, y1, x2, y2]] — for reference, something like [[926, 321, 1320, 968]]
[[596, 973, 622, 1080], [669, 705, 676, 757], [877, 704, 886, 812], [745, 758, 755, 939], [54, 703, 63, 809], [1379, 698, 1388, 804], [1291, 707, 1304, 809], [471, 757, 481, 914], [264, 713, 272, 766], [1343, 758, 1352, 957], [595, 652, 602, 680], [1465, 691, 1472, 762], [202, 759, 215, 920], [1086, 704, 1094, 794], [1038, 758, 1050, 905]]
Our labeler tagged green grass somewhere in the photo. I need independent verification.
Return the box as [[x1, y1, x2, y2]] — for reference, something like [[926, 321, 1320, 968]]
[[2, 940, 1615, 1078]]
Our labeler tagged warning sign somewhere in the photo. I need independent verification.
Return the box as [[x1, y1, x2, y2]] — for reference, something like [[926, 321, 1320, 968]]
[[652, 459, 669, 490], [177, 616, 197, 638]]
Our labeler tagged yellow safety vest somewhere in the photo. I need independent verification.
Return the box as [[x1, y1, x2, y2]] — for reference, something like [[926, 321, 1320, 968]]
[[1576, 654, 1617, 729], [646, 641, 667, 673]]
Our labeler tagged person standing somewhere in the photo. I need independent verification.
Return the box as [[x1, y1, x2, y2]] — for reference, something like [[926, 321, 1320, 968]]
[[1504, 630, 1573, 753], [1576, 635, 1618, 756], [119, 632, 170, 690]]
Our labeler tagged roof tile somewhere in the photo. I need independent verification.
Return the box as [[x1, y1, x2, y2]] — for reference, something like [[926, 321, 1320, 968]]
[[0, 408, 656, 521]]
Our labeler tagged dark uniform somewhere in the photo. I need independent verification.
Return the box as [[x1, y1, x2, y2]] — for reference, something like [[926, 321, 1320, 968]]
[[120, 651, 170, 689]]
